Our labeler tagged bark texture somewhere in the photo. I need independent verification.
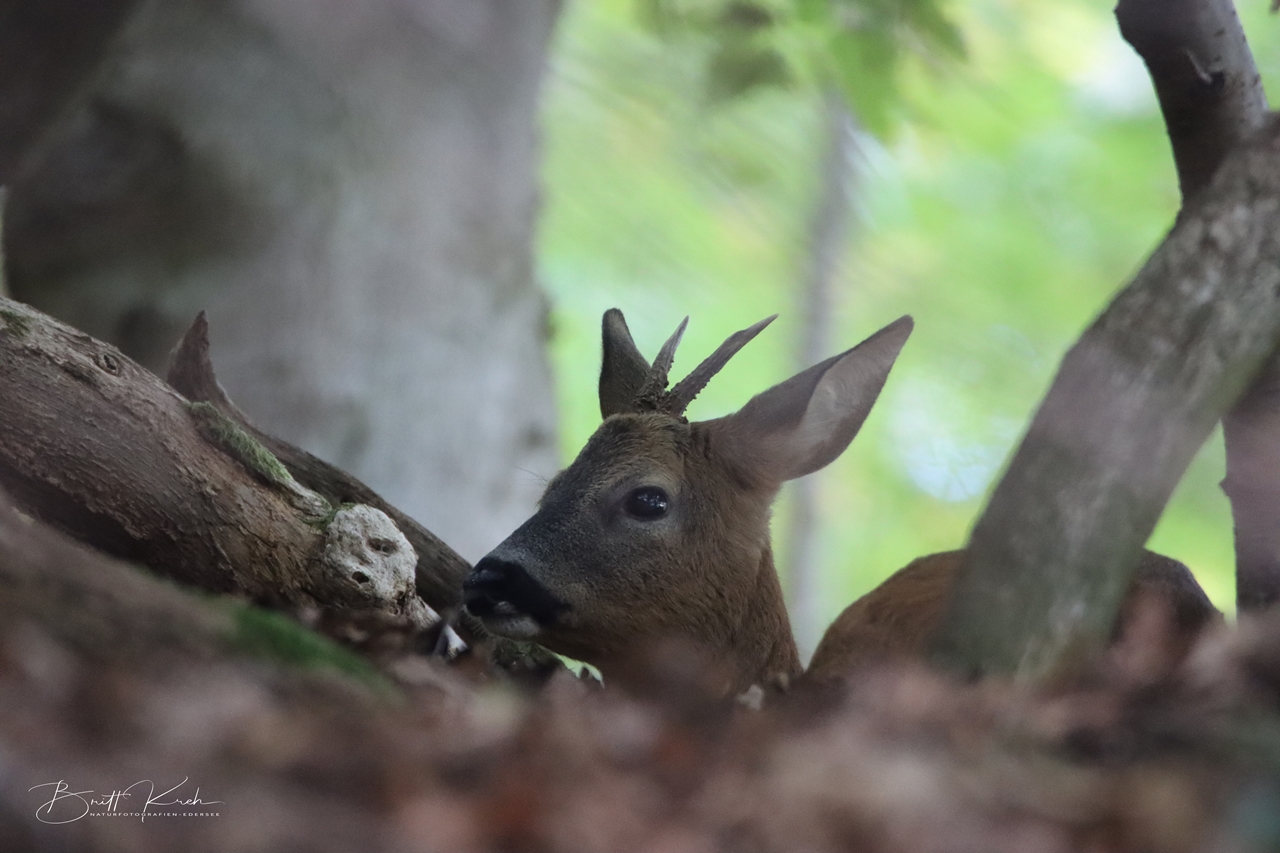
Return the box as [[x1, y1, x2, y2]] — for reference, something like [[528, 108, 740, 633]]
[[166, 311, 472, 616], [1117, 0, 1280, 613], [932, 115, 1280, 682], [1115, 0, 1267, 208], [3, 0, 561, 563], [0, 296, 438, 639]]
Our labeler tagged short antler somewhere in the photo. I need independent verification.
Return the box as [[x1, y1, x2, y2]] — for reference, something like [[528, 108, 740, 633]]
[[615, 312, 776, 419], [633, 317, 689, 413], [668, 315, 777, 416]]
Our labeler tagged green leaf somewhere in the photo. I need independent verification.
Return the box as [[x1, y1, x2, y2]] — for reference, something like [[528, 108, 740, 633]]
[[720, 1, 776, 29], [706, 41, 793, 100], [829, 28, 898, 136]]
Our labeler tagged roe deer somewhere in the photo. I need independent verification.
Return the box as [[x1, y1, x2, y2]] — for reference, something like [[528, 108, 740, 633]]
[[464, 311, 1218, 694]]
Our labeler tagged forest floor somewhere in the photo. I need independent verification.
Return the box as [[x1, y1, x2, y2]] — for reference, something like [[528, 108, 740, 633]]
[[4, 482, 1280, 853]]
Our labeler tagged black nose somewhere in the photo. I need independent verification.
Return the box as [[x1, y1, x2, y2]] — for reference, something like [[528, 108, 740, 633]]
[[462, 558, 515, 618], [463, 556, 568, 625]]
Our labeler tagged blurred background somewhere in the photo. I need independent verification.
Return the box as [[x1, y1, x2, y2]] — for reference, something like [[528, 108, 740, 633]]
[[538, 0, 1280, 656], [4, 0, 1276, 661]]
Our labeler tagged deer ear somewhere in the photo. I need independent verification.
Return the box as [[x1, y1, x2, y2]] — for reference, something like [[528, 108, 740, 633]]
[[715, 316, 913, 483], [599, 309, 651, 419]]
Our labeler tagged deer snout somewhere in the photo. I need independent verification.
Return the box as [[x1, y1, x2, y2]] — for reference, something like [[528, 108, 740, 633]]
[[463, 555, 568, 639]]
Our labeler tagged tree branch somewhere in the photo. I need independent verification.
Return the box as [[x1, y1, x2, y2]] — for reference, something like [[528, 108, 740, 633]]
[[1117, 0, 1280, 612], [165, 312, 474, 618], [1115, 0, 1267, 206], [0, 296, 438, 646], [931, 115, 1280, 682]]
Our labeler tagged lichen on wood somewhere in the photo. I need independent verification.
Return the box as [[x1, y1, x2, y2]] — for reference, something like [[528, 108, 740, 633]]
[[166, 311, 475, 619]]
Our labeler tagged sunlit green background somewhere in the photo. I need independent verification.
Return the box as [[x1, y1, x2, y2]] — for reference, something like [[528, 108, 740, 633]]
[[536, 0, 1280, 658]]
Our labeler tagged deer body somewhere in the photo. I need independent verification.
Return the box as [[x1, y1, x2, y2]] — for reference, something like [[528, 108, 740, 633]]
[[465, 311, 1217, 694], [807, 549, 1216, 682]]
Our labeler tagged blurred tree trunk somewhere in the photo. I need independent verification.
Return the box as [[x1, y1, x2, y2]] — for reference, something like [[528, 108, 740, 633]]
[[786, 91, 859, 661], [0, 188, 6, 297], [2, 0, 561, 562]]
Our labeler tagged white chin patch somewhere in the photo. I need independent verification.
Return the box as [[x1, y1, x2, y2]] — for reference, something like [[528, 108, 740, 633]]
[[484, 614, 542, 641]]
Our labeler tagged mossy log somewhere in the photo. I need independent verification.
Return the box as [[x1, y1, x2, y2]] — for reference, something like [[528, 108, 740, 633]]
[[165, 312, 473, 619], [0, 296, 441, 645]]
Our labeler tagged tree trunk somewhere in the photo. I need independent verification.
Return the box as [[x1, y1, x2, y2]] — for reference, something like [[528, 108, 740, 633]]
[[1116, 0, 1280, 615], [3, 0, 562, 563], [0, 0, 141, 182], [786, 91, 860, 660], [931, 115, 1280, 683]]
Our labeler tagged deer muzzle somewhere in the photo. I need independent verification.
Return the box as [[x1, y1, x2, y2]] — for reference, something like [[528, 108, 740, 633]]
[[463, 555, 569, 639]]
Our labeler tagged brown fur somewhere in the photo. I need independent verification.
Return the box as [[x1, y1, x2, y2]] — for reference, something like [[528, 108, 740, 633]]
[[481, 413, 803, 695], [807, 549, 1220, 682]]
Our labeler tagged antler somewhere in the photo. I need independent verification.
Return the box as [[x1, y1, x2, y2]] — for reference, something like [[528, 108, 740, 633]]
[[632, 317, 688, 411], [668, 315, 776, 416], [626, 313, 775, 419]]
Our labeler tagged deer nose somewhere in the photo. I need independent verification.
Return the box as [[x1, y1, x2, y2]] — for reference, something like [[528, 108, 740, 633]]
[[462, 557, 519, 618], [463, 555, 568, 626]]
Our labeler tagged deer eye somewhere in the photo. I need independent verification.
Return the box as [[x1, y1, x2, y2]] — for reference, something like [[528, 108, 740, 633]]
[[624, 486, 669, 520]]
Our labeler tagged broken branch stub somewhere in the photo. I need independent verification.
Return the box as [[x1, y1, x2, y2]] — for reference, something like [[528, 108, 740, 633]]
[[166, 312, 474, 618], [931, 115, 1280, 684]]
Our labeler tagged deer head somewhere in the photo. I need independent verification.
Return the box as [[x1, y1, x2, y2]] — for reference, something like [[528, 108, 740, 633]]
[[464, 309, 913, 692]]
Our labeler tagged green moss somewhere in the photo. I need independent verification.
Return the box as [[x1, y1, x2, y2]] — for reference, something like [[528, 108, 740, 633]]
[[490, 637, 566, 676], [304, 501, 355, 531], [186, 401, 331, 519], [187, 401, 296, 488], [0, 307, 30, 339], [224, 601, 395, 696]]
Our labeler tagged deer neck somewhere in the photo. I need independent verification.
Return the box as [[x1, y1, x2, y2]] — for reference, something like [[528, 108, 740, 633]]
[[726, 546, 802, 693]]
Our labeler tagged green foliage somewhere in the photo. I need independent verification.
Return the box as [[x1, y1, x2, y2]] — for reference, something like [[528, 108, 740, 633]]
[[637, 0, 964, 135]]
